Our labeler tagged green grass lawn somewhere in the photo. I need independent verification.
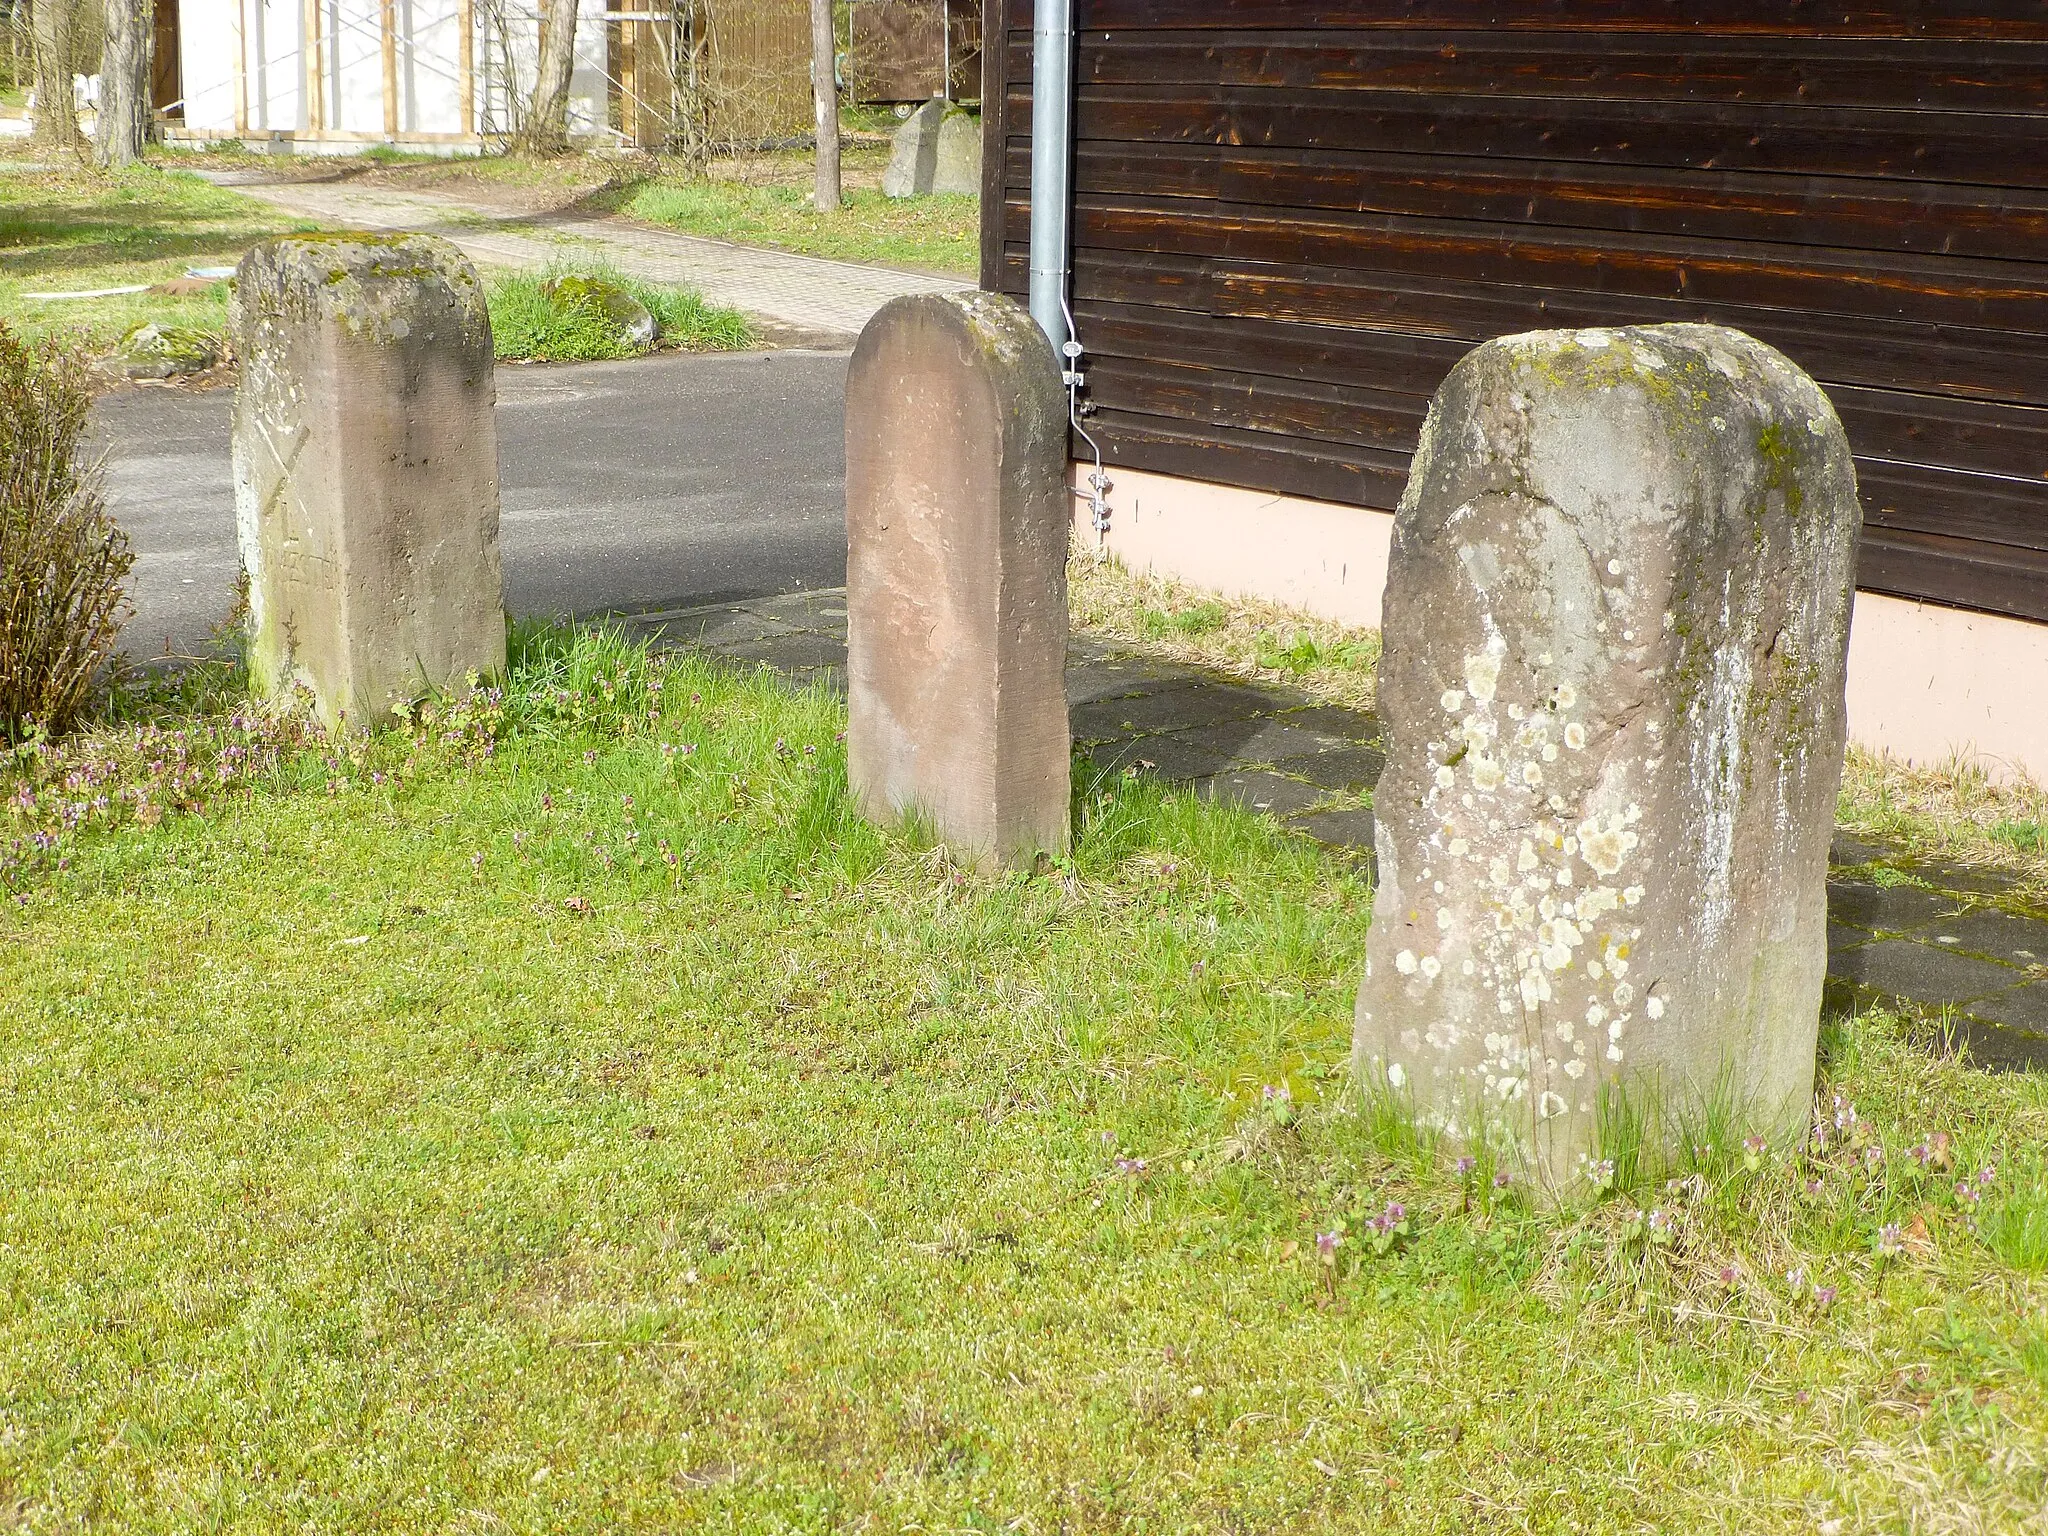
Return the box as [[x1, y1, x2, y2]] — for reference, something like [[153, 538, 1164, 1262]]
[[1, 163, 756, 367], [609, 169, 978, 277], [1, 627, 2044, 1530], [0, 161, 309, 351]]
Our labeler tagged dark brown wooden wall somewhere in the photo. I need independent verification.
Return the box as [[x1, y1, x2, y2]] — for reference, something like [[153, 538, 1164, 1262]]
[[980, 0, 2048, 624]]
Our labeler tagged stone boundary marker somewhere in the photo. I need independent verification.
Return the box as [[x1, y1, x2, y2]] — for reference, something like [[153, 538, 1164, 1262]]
[[231, 232, 505, 729], [844, 291, 1070, 870], [1354, 324, 1862, 1194]]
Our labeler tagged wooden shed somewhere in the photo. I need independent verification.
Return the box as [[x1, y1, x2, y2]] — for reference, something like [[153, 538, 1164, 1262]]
[[984, 0, 2048, 776]]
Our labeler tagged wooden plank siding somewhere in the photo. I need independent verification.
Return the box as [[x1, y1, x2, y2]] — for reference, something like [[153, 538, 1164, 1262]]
[[980, 0, 2048, 623]]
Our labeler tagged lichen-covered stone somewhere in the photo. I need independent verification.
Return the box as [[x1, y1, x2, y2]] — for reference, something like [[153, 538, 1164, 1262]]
[[541, 273, 657, 352], [881, 101, 981, 198], [845, 290, 1068, 870], [111, 321, 221, 379], [1354, 324, 1861, 1193], [230, 232, 503, 729]]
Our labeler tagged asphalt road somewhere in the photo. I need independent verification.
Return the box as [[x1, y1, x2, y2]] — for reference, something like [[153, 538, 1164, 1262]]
[[96, 349, 851, 662]]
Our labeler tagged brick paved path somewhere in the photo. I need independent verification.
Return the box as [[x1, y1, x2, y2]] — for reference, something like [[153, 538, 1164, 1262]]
[[631, 586, 2048, 1071], [199, 174, 971, 340]]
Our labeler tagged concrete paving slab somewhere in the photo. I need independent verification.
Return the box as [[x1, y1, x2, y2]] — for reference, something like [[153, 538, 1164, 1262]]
[[1064, 663, 1203, 707], [1177, 719, 1355, 766], [1084, 734, 1234, 784], [1290, 744, 1387, 793], [1918, 906, 2048, 967], [712, 632, 851, 671], [1071, 682, 1274, 740], [1827, 881, 1972, 935], [1969, 983, 2048, 1035], [1829, 938, 2023, 1004], [1272, 704, 1384, 743], [1290, 808, 1378, 852]]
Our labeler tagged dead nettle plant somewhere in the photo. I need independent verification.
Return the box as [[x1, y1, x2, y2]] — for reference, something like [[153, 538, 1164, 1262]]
[[0, 322, 133, 741]]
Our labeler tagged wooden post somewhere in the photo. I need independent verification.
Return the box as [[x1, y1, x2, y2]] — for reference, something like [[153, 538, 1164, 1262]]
[[618, 10, 638, 144], [381, 0, 399, 138], [302, 0, 324, 134], [457, 0, 474, 138], [231, 0, 249, 133]]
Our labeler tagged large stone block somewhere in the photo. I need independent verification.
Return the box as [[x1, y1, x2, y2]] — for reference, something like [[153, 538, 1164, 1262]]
[[231, 232, 504, 729], [845, 291, 1069, 869], [881, 101, 982, 198], [1355, 324, 1861, 1191]]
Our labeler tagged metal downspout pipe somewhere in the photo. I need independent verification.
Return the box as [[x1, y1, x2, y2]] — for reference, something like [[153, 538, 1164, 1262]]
[[1027, 0, 1075, 355], [1026, 0, 1113, 537]]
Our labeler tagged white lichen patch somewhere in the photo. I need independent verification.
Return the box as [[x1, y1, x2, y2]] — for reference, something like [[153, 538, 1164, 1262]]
[[1464, 648, 1503, 705]]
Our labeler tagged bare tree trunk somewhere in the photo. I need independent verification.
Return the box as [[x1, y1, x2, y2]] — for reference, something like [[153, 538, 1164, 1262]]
[[809, 0, 838, 210], [515, 0, 578, 154], [28, 0, 85, 150], [95, 0, 151, 167]]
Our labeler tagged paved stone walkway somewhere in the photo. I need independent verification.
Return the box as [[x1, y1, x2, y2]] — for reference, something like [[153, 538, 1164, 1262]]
[[197, 172, 970, 340], [630, 586, 2048, 1071]]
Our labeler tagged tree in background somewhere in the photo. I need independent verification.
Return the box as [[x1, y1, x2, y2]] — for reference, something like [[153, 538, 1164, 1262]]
[[516, 0, 579, 154], [27, 0, 84, 149], [808, 0, 838, 210], [94, 0, 149, 167]]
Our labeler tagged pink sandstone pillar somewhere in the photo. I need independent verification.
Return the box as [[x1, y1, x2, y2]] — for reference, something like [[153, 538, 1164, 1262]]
[[844, 291, 1071, 870]]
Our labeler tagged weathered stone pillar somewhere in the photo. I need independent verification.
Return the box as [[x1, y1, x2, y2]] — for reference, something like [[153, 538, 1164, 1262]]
[[844, 291, 1070, 870], [1355, 324, 1861, 1193], [231, 233, 504, 729]]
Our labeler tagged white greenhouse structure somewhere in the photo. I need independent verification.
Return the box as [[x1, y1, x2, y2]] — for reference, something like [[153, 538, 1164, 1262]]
[[154, 0, 813, 152]]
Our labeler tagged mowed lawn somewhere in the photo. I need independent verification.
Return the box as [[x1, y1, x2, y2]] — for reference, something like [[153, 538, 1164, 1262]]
[[0, 162, 308, 350], [2, 629, 2046, 1532]]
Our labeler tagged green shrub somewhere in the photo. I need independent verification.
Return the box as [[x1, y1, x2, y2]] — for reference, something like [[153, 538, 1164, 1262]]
[[487, 264, 753, 362], [0, 323, 133, 739]]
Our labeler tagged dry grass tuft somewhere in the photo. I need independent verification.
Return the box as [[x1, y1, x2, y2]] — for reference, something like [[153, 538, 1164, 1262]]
[[1838, 747, 2048, 898], [1068, 543, 1381, 711]]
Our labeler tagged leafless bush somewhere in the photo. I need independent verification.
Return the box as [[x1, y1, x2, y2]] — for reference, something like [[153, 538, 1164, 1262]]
[[0, 323, 133, 739]]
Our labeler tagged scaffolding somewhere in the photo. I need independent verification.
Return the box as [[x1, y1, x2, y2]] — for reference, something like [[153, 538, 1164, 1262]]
[[162, 0, 809, 153]]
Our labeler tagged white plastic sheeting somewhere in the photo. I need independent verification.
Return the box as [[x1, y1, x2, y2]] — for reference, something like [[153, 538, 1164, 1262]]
[[175, 0, 614, 144]]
